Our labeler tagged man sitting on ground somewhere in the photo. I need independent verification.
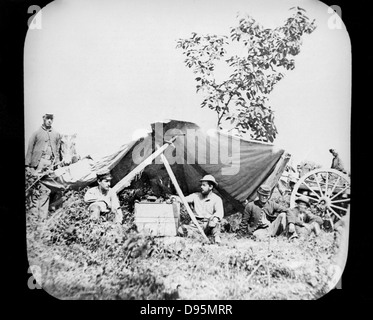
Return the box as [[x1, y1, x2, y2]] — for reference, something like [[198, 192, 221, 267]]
[[171, 175, 224, 244], [84, 169, 123, 224], [287, 195, 323, 239], [236, 184, 288, 239]]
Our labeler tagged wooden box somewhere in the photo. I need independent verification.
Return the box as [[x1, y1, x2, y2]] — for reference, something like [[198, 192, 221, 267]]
[[134, 202, 180, 236]]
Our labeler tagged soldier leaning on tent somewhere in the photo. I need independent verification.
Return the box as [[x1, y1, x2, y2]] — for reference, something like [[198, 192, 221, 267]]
[[236, 184, 288, 239], [84, 169, 123, 224], [171, 175, 224, 244]]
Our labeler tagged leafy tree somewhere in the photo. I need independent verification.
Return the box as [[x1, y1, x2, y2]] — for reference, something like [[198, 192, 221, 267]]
[[176, 7, 316, 142]]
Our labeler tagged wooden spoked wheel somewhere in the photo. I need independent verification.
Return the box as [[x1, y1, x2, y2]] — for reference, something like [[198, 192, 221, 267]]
[[290, 169, 350, 221]]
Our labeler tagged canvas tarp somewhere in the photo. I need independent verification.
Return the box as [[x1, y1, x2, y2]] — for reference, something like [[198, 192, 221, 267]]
[[41, 120, 290, 216]]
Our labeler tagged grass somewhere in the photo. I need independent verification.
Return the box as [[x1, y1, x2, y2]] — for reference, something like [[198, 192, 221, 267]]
[[26, 185, 346, 300]]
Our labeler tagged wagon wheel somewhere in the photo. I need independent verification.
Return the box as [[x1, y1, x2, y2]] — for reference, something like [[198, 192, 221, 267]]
[[290, 168, 350, 221]]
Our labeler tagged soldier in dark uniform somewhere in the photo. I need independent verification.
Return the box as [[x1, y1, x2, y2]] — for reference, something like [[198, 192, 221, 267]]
[[329, 149, 346, 174], [26, 113, 61, 219], [287, 195, 324, 239], [236, 184, 289, 239]]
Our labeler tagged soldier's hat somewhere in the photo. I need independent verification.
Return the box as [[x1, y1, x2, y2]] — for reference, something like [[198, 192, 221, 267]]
[[257, 184, 272, 196], [295, 195, 310, 207], [200, 174, 218, 187], [96, 168, 112, 180]]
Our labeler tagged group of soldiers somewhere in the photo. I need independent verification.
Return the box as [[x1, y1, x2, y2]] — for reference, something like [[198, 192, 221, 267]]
[[174, 178, 327, 244], [26, 113, 345, 245]]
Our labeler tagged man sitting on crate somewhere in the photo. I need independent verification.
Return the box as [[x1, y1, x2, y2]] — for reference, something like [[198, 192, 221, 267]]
[[171, 175, 224, 244], [236, 184, 289, 240], [84, 169, 123, 224]]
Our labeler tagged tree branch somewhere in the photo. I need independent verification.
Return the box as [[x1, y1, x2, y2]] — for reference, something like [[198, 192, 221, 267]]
[[177, 9, 316, 142], [217, 93, 234, 127]]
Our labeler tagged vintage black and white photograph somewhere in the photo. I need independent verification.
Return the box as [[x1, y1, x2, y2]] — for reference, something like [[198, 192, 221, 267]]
[[24, 0, 350, 300]]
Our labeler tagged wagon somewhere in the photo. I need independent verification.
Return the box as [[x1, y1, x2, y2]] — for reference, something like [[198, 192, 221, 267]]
[[289, 168, 350, 223]]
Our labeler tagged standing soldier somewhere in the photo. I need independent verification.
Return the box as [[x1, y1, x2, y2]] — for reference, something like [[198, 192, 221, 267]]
[[26, 113, 61, 219]]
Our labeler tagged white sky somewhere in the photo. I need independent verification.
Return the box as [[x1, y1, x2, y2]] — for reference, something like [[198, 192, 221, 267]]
[[24, 0, 351, 171]]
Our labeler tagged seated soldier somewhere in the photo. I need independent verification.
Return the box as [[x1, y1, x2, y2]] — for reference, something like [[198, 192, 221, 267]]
[[329, 148, 347, 174], [287, 195, 323, 239], [171, 175, 223, 244], [314, 199, 334, 231], [84, 169, 123, 224], [236, 184, 288, 239]]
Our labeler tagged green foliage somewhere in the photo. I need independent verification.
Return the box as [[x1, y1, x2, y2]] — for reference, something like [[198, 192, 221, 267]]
[[27, 187, 167, 300], [25, 168, 42, 211], [27, 181, 344, 300], [176, 7, 316, 142]]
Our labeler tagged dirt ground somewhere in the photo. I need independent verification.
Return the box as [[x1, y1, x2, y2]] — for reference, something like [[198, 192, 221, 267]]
[[26, 188, 348, 300]]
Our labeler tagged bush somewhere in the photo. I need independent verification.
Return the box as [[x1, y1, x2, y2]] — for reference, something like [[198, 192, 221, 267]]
[[26, 186, 169, 299]]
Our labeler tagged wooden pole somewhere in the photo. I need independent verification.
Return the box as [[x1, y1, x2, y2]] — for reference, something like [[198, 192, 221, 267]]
[[26, 173, 47, 192], [160, 153, 210, 243], [112, 136, 178, 194]]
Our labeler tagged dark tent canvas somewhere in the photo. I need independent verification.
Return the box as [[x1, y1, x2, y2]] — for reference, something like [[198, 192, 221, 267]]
[[42, 120, 290, 216]]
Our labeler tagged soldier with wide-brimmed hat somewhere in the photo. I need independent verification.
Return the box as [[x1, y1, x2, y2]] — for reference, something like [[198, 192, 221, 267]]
[[287, 195, 323, 239], [172, 174, 224, 244], [236, 183, 289, 239]]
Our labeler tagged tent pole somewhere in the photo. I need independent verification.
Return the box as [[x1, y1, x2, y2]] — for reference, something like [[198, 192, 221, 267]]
[[112, 135, 179, 194], [160, 153, 210, 243]]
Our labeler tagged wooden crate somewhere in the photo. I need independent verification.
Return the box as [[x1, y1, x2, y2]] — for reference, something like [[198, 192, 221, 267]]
[[134, 202, 180, 236]]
